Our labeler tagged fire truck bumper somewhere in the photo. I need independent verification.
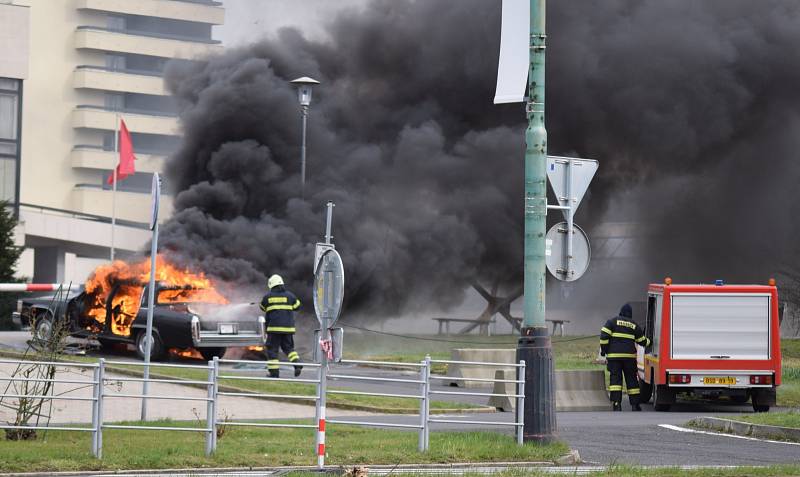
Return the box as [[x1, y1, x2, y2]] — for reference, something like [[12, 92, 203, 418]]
[[666, 369, 775, 388]]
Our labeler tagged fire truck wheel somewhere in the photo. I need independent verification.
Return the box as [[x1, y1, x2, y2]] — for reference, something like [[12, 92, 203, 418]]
[[199, 347, 226, 361], [639, 380, 653, 404], [653, 384, 674, 411], [135, 330, 165, 361]]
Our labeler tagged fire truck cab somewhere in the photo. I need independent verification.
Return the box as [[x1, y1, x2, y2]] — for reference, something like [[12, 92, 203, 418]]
[[637, 280, 781, 412]]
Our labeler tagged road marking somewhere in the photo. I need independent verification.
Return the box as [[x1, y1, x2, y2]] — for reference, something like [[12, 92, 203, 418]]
[[659, 424, 800, 446]]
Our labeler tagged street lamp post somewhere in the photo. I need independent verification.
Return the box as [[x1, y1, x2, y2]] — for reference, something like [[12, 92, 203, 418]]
[[290, 76, 321, 198], [517, 0, 557, 443]]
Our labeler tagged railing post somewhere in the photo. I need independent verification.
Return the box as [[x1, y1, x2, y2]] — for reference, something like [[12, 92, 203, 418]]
[[424, 354, 431, 451], [516, 360, 525, 445], [205, 359, 216, 456], [97, 358, 105, 459], [91, 364, 100, 458], [418, 358, 426, 452], [212, 357, 219, 452]]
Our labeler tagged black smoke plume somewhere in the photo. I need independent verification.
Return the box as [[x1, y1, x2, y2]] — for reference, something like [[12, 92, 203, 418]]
[[161, 0, 800, 319]]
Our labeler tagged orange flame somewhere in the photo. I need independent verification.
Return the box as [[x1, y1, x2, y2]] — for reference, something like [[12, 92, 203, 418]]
[[83, 255, 228, 337], [169, 348, 204, 360]]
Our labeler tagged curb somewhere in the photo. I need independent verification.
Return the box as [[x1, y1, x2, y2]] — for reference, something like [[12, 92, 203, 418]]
[[0, 461, 561, 477], [689, 416, 800, 442], [0, 350, 494, 415]]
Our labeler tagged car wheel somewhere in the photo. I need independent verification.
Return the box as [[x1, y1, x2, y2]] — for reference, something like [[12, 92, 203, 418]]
[[33, 313, 54, 344], [198, 347, 226, 361], [653, 384, 672, 412], [135, 330, 165, 361]]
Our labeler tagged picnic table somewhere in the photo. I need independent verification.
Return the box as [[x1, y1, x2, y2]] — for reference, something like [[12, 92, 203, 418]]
[[433, 317, 496, 336], [510, 318, 571, 336]]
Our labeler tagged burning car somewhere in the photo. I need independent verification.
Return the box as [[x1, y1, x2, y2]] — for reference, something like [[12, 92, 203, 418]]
[[17, 257, 265, 361]]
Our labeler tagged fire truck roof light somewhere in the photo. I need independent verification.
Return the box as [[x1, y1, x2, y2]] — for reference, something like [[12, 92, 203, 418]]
[[715, 279, 724, 286]]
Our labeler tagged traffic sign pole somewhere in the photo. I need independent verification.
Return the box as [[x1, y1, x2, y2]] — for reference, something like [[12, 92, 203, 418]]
[[517, 0, 557, 444]]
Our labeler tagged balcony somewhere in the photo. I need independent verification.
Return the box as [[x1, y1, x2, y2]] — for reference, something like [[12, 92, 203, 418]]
[[71, 146, 166, 174], [73, 185, 174, 224], [73, 105, 180, 136], [77, 0, 224, 25], [74, 66, 167, 96], [75, 26, 222, 60]]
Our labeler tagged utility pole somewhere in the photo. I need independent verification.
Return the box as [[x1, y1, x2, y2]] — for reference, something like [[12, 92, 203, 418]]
[[517, 0, 557, 442]]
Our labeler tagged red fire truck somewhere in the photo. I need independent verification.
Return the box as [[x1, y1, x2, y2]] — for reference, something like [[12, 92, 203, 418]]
[[637, 279, 781, 412]]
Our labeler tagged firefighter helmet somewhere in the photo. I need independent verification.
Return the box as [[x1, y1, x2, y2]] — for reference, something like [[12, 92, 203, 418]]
[[268, 274, 284, 289]]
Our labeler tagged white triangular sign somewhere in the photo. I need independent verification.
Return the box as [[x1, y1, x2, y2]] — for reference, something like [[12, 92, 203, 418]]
[[546, 156, 599, 220]]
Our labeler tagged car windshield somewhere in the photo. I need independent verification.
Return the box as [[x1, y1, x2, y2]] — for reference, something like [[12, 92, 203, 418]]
[[156, 287, 228, 306]]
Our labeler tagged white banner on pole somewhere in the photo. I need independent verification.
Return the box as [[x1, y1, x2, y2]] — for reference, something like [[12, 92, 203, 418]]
[[493, 0, 529, 104]]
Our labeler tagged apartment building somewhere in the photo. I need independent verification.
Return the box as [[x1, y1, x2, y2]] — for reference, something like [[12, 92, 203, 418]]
[[0, 0, 224, 282]]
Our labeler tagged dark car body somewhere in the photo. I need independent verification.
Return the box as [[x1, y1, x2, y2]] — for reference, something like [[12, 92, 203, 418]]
[[15, 282, 265, 360]]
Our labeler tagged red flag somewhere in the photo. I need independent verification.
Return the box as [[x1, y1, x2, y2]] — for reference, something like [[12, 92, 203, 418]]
[[107, 119, 137, 184]]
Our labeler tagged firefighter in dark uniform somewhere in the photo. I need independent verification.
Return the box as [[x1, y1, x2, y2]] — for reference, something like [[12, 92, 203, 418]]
[[261, 274, 302, 378], [600, 303, 650, 411]]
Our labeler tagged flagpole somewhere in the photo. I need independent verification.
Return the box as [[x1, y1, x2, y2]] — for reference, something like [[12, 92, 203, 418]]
[[110, 114, 119, 262]]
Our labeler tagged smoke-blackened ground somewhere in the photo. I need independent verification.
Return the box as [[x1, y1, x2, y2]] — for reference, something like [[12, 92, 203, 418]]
[[160, 0, 800, 326]]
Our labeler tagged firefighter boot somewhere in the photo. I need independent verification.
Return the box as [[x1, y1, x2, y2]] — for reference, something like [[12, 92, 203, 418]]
[[294, 365, 303, 377], [612, 402, 622, 412], [631, 404, 642, 411], [268, 369, 280, 379]]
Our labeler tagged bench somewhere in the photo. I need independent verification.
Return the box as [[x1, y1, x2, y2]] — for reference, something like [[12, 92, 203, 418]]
[[510, 318, 571, 336], [433, 318, 496, 335]]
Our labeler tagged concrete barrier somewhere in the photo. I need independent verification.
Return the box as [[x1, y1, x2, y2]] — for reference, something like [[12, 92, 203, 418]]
[[488, 369, 610, 412], [446, 349, 516, 388]]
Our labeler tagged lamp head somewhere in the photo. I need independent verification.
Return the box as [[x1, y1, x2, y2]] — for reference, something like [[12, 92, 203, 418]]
[[290, 76, 321, 106]]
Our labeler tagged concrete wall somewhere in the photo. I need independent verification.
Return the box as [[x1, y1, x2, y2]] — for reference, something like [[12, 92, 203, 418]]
[[0, 3, 30, 79]]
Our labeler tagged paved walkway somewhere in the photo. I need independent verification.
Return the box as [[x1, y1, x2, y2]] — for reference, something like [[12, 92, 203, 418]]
[[0, 363, 365, 424]]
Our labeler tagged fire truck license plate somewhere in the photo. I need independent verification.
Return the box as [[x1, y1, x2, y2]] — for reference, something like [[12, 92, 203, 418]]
[[703, 377, 736, 385]]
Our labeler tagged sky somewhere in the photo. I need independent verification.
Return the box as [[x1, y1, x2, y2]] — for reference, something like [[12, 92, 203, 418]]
[[216, 0, 368, 46]]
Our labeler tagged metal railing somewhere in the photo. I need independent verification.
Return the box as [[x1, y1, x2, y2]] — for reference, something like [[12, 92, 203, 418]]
[[0, 359, 102, 457], [327, 359, 429, 452], [0, 356, 526, 461], [427, 356, 526, 445]]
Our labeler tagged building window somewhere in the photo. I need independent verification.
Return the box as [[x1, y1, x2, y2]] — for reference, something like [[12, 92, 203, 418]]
[[0, 78, 21, 210]]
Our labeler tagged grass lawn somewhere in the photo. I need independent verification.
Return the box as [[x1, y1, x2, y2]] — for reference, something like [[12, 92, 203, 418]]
[[724, 411, 800, 428], [0, 420, 568, 473], [777, 339, 800, 408], [342, 332, 603, 372]]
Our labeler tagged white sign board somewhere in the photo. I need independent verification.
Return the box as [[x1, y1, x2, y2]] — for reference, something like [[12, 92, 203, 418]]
[[493, 0, 529, 104], [313, 249, 345, 327], [545, 222, 591, 282], [546, 156, 598, 220]]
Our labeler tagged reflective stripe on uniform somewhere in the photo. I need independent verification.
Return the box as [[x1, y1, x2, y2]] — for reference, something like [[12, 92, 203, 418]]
[[267, 359, 279, 370], [636, 336, 649, 344], [288, 351, 299, 362], [292, 299, 301, 310], [601, 327, 613, 335], [608, 385, 623, 391], [611, 332, 635, 340], [268, 296, 289, 304], [606, 353, 637, 359], [627, 387, 641, 395], [267, 326, 296, 333], [266, 304, 295, 312], [599, 339, 609, 345]]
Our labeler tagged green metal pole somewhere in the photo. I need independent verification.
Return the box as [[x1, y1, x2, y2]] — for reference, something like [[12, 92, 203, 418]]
[[516, 0, 556, 443]]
